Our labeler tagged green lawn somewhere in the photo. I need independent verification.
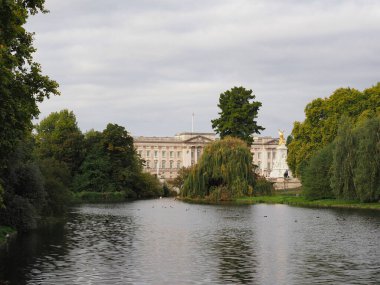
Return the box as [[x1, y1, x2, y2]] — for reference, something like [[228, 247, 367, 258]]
[[236, 193, 380, 210]]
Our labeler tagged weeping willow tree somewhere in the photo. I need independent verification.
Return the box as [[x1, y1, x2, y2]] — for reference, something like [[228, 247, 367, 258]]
[[181, 137, 254, 201]]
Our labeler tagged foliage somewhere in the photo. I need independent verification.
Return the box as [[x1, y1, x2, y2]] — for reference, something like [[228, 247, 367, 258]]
[[71, 191, 129, 203], [288, 83, 380, 176], [35, 109, 84, 174], [0, 182, 4, 209], [171, 166, 192, 189], [211, 86, 264, 146], [72, 124, 162, 199], [330, 117, 357, 200], [132, 172, 163, 198], [102, 123, 141, 190], [302, 143, 334, 200], [353, 117, 380, 202], [39, 158, 71, 216], [300, 115, 380, 202], [253, 178, 274, 196], [0, 138, 45, 231], [0, 0, 59, 167], [72, 148, 112, 192], [330, 116, 380, 202], [0, 225, 16, 244], [181, 137, 254, 201], [286, 135, 293, 146]]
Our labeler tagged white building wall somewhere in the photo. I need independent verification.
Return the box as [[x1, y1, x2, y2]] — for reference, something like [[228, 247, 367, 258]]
[[134, 133, 281, 180]]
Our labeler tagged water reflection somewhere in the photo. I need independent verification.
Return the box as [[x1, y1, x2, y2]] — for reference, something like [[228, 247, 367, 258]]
[[0, 200, 379, 284], [212, 228, 257, 284]]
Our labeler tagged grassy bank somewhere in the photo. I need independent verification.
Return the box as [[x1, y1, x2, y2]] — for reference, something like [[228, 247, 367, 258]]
[[0, 226, 16, 245], [236, 196, 380, 210], [237, 188, 380, 210], [181, 188, 380, 210], [71, 191, 130, 203]]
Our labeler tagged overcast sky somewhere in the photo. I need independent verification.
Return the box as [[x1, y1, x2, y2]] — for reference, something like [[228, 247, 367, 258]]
[[27, 0, 380, 137]]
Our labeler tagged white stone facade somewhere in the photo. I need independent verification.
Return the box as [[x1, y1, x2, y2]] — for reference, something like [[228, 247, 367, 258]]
[[250, 136, 280, 177], [134, 132, 216, 180], [134, 133, 284, 180]]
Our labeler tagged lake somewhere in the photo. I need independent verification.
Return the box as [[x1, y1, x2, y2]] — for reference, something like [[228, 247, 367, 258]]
[[1, 198, 379, 284]]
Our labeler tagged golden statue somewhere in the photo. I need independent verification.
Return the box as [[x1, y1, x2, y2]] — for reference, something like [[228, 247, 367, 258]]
[[278, 129, 285, 145]]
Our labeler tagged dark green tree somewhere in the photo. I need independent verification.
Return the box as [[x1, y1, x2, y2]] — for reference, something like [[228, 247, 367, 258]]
[[211, 86, 264, 146], [0, 0, 59, 167], [330, 117, 357, 200], [302, 143, 334, 200], [352, 116, 380, 202], [102, 123, 141, 191], [0, 137, 46, 231], [35, 109, 84, 174], [39, 158, 71, 216]]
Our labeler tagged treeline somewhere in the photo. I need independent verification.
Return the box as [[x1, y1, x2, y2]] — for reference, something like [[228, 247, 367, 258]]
[[288, 83, 380, 202], [0, 109, 163, 232]]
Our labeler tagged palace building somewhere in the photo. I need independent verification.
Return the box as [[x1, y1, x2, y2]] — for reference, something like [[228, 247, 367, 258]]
[[134, 132, 281, 180]]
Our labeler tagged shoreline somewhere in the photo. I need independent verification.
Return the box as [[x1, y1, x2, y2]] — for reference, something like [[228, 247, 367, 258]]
[[179, 195, 380, 210]]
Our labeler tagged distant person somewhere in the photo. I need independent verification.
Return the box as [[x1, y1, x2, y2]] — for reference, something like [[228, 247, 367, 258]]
[[284, 170, 289, 179]]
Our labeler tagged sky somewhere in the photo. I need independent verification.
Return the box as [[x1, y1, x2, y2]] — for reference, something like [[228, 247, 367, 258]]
[[27, 0, 380, 137]]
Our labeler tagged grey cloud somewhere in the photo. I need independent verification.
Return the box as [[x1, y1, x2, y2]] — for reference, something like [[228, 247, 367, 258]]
[[29, 0, 380, 137]]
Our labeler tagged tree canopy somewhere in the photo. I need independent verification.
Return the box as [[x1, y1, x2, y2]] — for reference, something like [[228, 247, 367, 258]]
[[211, 86, 264, 146], [0, 0, 59, 167], [181, 137, 254, 201], [35, 109, 84, 174], [0, 0, 60, 228], [287, 83, 380, 176]]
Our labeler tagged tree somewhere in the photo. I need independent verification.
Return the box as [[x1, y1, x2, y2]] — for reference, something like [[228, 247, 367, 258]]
[[352, 116, 380, 202], [0, 0, 59, 168], [102, 123, 141, 191], [0, 183, 4, 208], [288, 83, 380, 176], [39, 158, 71, 216], [0, 137, 46, 231], [211, 86, 264, 146], [172, 166, 192, 189], [35, 109, 84, 174], [181, 137, 254, 201], [302, 143, 334, 200], [330, 117, 357, 200]]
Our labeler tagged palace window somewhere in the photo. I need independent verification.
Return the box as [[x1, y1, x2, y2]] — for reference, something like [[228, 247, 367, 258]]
[[177, 161, 181, 169], [146, 160, 150, 169], [154, 160, 158, 168], [273, 152, 276, 160], [154, 150, 158, 158], [170, 161, 174, 169], [177, 151, 182, 158], [162, 151, 166, 158], [170, 151, 174, 158], [258, 152, 261, 159], [267, 152, 271, 159], [146, 150, 150, 157], [162, 160, 166, 169]]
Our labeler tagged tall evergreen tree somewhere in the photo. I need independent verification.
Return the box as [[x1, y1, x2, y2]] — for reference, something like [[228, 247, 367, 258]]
[[211, 86, 264, 146]]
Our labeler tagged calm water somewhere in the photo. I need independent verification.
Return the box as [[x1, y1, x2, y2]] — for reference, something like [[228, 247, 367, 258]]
[[1, 199, 379, 284]]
